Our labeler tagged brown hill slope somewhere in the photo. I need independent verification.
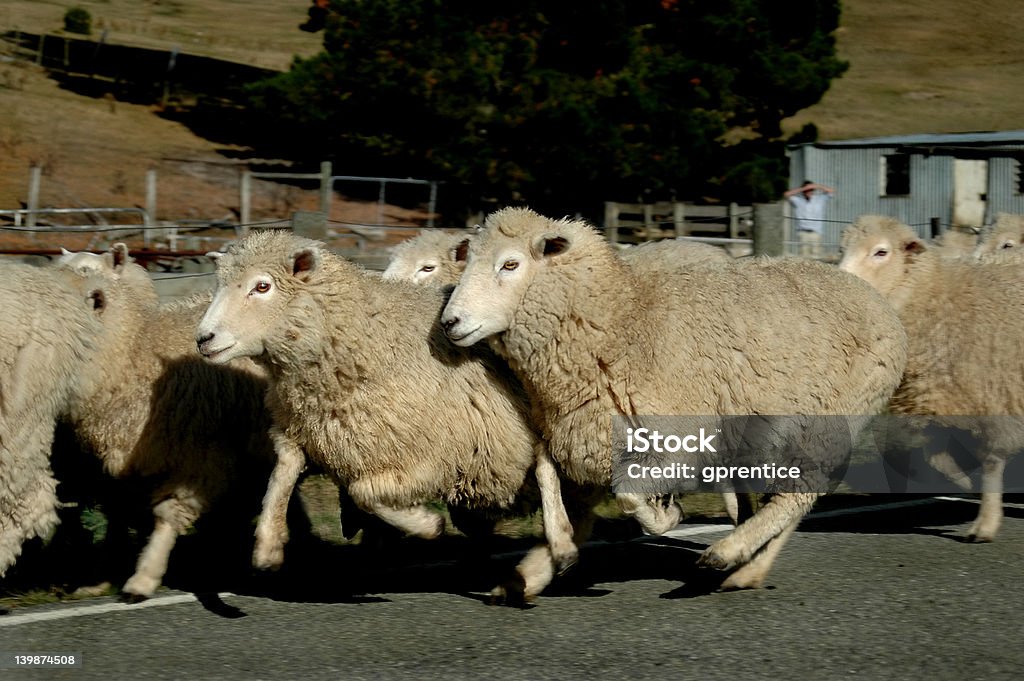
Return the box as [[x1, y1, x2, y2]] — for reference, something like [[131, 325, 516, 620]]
[[2, 0, 1024, 245]]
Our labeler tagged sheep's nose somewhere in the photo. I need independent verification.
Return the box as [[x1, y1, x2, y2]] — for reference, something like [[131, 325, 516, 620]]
[[196, 332, 214, 349], [442, 316, 459, 332]]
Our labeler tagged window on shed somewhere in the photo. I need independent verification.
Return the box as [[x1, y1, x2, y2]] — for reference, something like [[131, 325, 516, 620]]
[[880, 154, 911, 196]]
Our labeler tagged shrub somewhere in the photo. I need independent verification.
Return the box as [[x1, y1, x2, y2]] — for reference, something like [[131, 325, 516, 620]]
[[64, 7, 92, 36]]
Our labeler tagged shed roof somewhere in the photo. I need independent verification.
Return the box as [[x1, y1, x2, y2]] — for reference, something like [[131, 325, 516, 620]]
[[797, 130, 1024, 149]]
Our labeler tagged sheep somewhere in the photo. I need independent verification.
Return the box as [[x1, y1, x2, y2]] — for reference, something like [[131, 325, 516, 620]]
[[974, 213, 1024, 256], [382, 230, 470, 286], [0, 262, 106, 576], [931, 227, 980, 258], [440, 207, 908, 590], [54, 244, 290, 600], [194, 230, 581, 603], [619, 238, 732, 269], [839, 215, 1024, 541]]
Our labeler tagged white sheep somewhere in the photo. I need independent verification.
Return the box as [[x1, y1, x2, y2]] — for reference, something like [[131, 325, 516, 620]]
[[382, 230, 470, 286], [974, 213, 1024, 256], [0, 262, 106, 576], [441, 207, 908, 590], [54, 244, 289, 600], [840, 215, 1024, 541], [195, 230, 580, 603], [931, 228, 980, 258]]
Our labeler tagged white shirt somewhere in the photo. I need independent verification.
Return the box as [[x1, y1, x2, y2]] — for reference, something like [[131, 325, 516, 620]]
[[788, 192, 832, 235]]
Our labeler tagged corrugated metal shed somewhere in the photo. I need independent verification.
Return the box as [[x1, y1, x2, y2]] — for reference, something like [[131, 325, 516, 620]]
[[786, 131, 1024, 256]]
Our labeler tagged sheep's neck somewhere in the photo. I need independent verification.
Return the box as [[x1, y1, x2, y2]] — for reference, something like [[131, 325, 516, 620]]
[[501, 257, 647, 418]]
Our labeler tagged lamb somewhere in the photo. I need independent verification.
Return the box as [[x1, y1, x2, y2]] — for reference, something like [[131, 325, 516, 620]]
[[0, 262, 106, 576], [54, 244, 290, 600], [441, 207, 907, 590], [382, 230, 470, 286], [974, 213, 1024, 256], [194, 230, 581, 602], [839, 215, 1024, 541]]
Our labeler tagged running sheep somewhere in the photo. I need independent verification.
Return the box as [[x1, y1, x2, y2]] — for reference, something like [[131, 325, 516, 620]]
[[0, 262, 106, 576], [195, 230, 580, 603], [55, 245, 293, 600], [840, 215, 1024, 541], [441, 207, 908, 590]]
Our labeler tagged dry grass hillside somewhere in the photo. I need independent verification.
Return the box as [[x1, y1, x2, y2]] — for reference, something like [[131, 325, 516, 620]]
[[1, 0, 1024, 248], [783, 0, 1024, 140]]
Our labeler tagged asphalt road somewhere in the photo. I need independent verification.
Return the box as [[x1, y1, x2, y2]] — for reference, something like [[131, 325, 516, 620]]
[[2, 496, 1021, 681]]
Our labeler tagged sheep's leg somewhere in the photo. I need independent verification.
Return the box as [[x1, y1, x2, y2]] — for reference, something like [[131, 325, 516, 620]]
[[122, 496, 197, 601], [926, 451, 973, 491], [697, 492, 818, 585], [718, 520, 798, 590], [492, 485, 604, 605], [253, 429, 306, 571], [344, 476, 445, 540], [615, 492, 681, 535], [534, 447, 578, 574], [967, 455, 1006, 542]]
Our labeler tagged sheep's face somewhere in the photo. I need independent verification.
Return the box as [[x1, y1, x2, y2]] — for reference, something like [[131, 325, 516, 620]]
[[975, 214, 1024, 256], [442, 209, 571, 347], [382, 232, 469, 287], [197, 242, 320, 365], [383, 254, 444, 286], [838, 217, 924, 301]]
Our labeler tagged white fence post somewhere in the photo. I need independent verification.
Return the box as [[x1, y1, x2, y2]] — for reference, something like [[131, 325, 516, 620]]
[[26, 165, 41, 231], [319, 160, 332, 216], [145, 168, 158, 248]]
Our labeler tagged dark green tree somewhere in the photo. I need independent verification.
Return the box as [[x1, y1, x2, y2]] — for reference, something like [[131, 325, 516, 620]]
[[244, 0, 844, 216]]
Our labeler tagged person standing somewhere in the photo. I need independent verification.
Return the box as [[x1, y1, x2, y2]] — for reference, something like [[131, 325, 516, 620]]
[[784, 180, 835, 258]]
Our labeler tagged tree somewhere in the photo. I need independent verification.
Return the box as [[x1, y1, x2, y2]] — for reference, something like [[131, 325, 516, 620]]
[[244, 0, 845, 216]]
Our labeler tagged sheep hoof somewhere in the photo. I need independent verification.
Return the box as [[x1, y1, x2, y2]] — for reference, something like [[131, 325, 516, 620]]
[[553, 548, 579, 576], [119, 591, 150, 605], [696, 547, 737, 572], [488, 576, 533, 608], [966, 532, 995, 544], [253, 544, 285, 571], [121, 574, 158, 601]]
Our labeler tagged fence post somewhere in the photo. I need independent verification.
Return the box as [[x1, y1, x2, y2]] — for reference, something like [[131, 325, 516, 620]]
[[26, 164, 41, 231], [427, 181, 437, 229], [35, 34, 45, 66], [319, 160, 332, 216], [604, 201, 619, 244], [930, 217, 941, 239], [145, 168, 157, 248], [239, 169, 252, 236], [673, 202, 686, 238], [753, 201, 784, 257]]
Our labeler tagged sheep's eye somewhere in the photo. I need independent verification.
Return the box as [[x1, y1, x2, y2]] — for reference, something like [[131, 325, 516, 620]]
[[1001, 242, 1014, 250], [872, 249, 889, 258], [420, 265, 436, 273], [501, 260, 519, 271], [253, 281, 271, 294]]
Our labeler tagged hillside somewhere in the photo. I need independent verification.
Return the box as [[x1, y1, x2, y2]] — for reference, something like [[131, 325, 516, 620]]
[[2, 0, 1024, 249], [783, 0, 1024, 140]]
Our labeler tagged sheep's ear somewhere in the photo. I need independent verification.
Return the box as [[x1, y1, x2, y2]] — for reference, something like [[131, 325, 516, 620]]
[[453, 238, 470, 263], [205, 251, 224, 263], [60, 247, 73, 256], [532, 234, 570, 259], [291, 247, 320, 282], [87, 288, 106, 313], [903, 238, 926, 259], [110, 241, 131, 268]]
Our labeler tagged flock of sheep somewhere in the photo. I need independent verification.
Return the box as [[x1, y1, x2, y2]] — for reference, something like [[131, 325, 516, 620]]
[[1, 207, 1021, 604]]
